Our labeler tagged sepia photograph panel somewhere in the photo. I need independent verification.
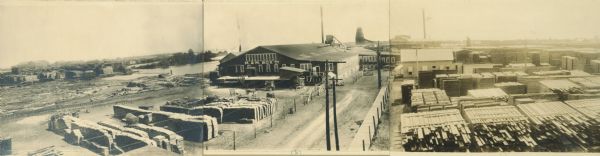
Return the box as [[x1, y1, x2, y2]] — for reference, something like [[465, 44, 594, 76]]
[[0, 0, 205, 155], [0, 0, 394, 155], [202, 0, 391, 153], [1, 0, 600, 155], [389, 0, 600, 154]]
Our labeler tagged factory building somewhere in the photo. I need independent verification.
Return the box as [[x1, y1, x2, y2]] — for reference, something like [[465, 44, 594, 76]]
[[217, 43, 359, 87], [354, 47, 400, 70], [397, 49, 459, 78]]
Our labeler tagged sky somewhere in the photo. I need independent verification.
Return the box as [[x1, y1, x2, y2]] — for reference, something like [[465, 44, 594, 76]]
[[204, 0, 390, 51], [0, 1, 203, 68], [391, 0, 600, 41], [2, 0, 598, 68]]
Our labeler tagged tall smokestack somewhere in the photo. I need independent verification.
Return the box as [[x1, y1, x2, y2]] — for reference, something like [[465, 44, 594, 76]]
[[355, 27, 365, 44], [320, 6, 325, 44]]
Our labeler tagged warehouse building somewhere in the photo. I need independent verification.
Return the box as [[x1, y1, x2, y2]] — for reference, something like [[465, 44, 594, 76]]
[[217, 43, 359, 87], [397, 49, 460, 79], [352, 47, 401, 70]]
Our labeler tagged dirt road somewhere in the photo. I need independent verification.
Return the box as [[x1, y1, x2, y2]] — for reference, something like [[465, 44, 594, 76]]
[[207, 73, 389, 151]]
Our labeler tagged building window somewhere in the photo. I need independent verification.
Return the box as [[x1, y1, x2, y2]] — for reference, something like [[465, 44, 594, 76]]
[[274, 64, 279, 72], [247, 53, 277, 63], [391, 57, 395, 63], [432, 66, 436, 69], [266, 64, 271, 72], [234, 66, 239, 73], [300, 63, 312, 71], [408, 72, 413, 75], [314, 66, 320, 73], [446, 66, 450, 70], [327, 63, 334, 71], [240, 65, 245, 73], [258, 64, 263, 73]]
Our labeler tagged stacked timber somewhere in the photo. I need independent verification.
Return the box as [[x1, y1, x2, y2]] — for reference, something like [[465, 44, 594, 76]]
[[459, 98, 507, 109], [475, 73, 496, 89], [494, 72, 517, 83], [569, 77, 600, 89], [401, 80, 415, 105], [411, 89, 455, 112], [160, 96, 277, 123], [441, 79, 460, 97], [418, 71, 435, 88], [495, 82, 527, 94], [459, 75, 474, 96], [514, 98, 535, 105]]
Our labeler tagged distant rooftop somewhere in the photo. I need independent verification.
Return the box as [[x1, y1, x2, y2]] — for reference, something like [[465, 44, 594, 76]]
[[544, 48, 600, 53], [399, 48, 455, 62]]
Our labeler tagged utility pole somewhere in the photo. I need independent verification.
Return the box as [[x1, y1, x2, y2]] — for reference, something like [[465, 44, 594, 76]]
[[270, 113, 273, 128], [324, 60, 331, 151], [233, 131, 236, 151], [377, 41, 382, 89], [332, 74, 341, 151], [422, 8, 427, 39], [415, 48, 419, 87], [320, 6, 325, 44], [200, 1, 206, 154]]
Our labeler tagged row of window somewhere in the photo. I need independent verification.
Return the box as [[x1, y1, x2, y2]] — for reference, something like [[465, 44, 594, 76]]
[[406, 65, 453, 75], [245, 53, 278, 62], [233, 63, 335, 73], [234, 64, 281, 73], [360, 56, 396, 63]]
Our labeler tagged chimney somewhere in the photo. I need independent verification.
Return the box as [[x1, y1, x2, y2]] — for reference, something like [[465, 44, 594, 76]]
[[355, 27, 365, 44]]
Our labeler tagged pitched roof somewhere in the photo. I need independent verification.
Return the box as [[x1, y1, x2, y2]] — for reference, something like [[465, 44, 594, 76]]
[[221, 43, 358, 64], [260, 43, 357, 62], [346, 46, 397, 56], [399, 48, 455, 62], [219, 52, 243, 64]]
